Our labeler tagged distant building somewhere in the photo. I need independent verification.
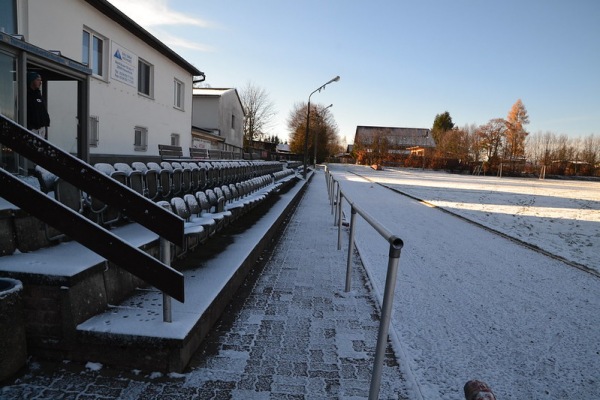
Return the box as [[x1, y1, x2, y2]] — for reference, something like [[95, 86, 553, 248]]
[[276, 143, 291, 154], [192, 88, 244, 157], [353, 125, 434, 165]]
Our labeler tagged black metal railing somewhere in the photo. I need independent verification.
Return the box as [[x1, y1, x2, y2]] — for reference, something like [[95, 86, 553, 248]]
[[0, 115, 185, 302]]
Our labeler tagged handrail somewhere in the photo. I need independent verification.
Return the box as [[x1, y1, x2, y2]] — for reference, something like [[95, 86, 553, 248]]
[[0, 170, 184, 302], [0, 115, 184, 245], [0, 115, 185, 303], [325, 166, 404, 400]]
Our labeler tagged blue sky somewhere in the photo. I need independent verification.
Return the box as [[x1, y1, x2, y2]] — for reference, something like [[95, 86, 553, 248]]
[[109, 0, 599, 144]]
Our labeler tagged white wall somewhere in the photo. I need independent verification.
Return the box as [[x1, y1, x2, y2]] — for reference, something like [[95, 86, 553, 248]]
[[219, 90, 244, 149], [23, 0, 194, 158], [192, 89, 244, 150], [192, 97, 219, 133]]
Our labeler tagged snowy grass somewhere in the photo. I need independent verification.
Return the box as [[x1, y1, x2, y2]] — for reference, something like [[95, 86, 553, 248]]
[[329, 165, 600, 399]]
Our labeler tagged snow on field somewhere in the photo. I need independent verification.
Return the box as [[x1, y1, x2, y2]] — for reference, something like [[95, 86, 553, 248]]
[[327, 165, 600, 399], [356, 166, 599, 273]]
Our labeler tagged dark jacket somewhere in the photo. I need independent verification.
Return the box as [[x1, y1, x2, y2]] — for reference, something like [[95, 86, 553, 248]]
[[27, 88, 50, 130]]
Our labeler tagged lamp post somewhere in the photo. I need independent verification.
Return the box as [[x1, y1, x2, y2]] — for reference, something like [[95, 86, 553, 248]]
[[303, 75, 340, 179], [313, 103, 333, 170]]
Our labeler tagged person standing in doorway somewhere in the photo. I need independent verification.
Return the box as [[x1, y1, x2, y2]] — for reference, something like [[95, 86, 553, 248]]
[[27, 71, 50, 139]]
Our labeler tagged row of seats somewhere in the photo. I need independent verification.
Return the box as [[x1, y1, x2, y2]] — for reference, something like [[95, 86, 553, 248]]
[[32, 161, 298, 246], [94, 160, 286, 203], [157, 174, 284, 259]]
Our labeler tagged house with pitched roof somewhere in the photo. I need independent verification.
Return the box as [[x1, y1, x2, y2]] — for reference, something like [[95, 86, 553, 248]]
[[353, 125, 435, 165], [1, 0, 204, 168], [191, 88, 244, 158]]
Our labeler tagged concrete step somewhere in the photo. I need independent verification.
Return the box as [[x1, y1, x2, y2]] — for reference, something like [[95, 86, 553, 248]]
[[71, 177, 306, 372]]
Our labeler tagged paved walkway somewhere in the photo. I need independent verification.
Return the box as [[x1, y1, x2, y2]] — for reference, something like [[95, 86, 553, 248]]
[[1, 170, 410, 399]]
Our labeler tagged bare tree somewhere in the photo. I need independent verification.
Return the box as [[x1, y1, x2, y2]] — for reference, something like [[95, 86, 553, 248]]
[[581, 134, 599, 169], [239, 81, 277, 146], [477, 118, 506, 170]]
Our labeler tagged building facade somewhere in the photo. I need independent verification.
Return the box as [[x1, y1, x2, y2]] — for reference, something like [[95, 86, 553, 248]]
[[2, 0, 203, 165], [191, 88, 244, 156], [353, 125, 435, 165]]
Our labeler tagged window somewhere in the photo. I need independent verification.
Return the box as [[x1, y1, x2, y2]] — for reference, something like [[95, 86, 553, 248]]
[[89, 116, 99, 147], [171, 133, 180, 146], [134, 126, 148, 151], [0, 51, 17, 121], [82, 29, 106, 77], [0, 0, 17, 34], [138, 59, 153, 97], [173, 79, 184, 109], [231, 114, 235, 129]]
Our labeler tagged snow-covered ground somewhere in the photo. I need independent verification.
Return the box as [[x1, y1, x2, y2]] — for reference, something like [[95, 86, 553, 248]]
[[2, 166, 599, 398], [328, 164, 600, 399]]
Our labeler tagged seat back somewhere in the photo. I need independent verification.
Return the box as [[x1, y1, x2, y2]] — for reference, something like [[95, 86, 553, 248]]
[[183, 162, 200, 193], [149, 162, 172, 199], [114, 162, 144, 196], [183, 194, 201, 216], [170, 196, 191, 220], [196, 191, 211, 213], [33, 165, 58, 193], [91, 163, 125, 225], [161, 162, 183, 197]]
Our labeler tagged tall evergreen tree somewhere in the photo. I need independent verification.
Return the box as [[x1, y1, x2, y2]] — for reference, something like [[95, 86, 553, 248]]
[[432, 111, 455, 146]]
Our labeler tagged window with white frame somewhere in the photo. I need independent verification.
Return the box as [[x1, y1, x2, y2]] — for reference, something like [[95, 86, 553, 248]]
[[82, 29, 106, 77], [138, 59, 153, 97], [134, 126, 148, 151], [173, 79, 184, 109], [171, 133, 180, 146], [89, 115, 99, 147]]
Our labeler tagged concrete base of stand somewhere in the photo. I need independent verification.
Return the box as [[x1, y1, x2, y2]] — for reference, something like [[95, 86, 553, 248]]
[[0, 278, 27, 382]]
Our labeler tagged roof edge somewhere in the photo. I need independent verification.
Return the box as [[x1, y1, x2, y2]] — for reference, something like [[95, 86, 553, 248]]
[[85, 0, 203, 77]]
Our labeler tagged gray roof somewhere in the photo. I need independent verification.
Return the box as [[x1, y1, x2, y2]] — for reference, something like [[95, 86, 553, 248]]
[[86, 0, 203, 77], [354, 126, 435, 147]]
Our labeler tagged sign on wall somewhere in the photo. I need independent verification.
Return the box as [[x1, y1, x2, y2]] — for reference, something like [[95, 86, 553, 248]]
[[111, 42, 137, 87]]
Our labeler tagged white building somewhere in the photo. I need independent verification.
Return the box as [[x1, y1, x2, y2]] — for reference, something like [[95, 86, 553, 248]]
[[191, 88, 244, 157], [2, 0, 203, 165]]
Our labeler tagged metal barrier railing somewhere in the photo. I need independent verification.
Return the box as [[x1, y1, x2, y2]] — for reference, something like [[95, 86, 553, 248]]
[[324, 166, 404, 400], [0, 115, 185, 311]]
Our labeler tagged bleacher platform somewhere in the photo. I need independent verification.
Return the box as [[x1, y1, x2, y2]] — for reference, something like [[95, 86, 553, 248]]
[[0, 159, 303, 372]]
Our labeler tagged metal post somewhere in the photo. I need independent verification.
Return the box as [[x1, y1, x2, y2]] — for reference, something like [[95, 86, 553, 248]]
[[331, 180, 337, 215], [337, 186, 342, 223], [302, 76, 340, 179], [160, 237, 172, 323], [303, 99, 311, 179], [337, 191, 343, 250], [345, 206, 357, 292], [328, 175, 332, 202], [368, 237, 404, 400]]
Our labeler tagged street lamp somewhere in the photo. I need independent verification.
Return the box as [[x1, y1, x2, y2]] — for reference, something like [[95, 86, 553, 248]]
[[313, 103, 333, 170], [303, 75, 340, 179]]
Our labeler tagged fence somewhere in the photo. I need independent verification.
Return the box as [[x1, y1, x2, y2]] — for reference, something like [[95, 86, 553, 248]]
[[324, 166, 404, 400]]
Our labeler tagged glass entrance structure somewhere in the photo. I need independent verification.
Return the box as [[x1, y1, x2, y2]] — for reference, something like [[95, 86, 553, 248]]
[[0, 31, 91, 173]]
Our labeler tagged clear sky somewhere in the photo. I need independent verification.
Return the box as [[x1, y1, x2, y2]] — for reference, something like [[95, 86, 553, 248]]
[[108, 0, 599, 144]]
